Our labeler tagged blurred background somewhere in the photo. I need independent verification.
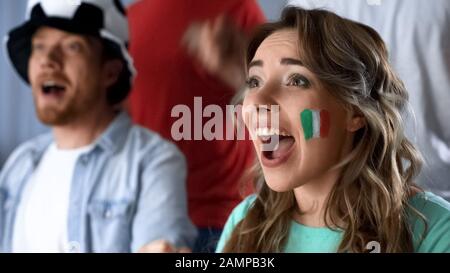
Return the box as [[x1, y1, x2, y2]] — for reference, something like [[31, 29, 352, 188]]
[[1, 0, 449, 201], [0, 0, 287, 168]]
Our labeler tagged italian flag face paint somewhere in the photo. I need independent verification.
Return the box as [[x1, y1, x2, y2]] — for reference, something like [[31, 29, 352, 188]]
[[300, 109, 331, 140]]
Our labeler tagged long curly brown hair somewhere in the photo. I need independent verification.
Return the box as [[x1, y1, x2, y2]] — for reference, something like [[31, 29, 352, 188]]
[[224, 6, 426, 253]]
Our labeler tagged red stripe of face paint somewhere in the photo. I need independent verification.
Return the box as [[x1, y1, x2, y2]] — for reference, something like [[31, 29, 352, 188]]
[[320, 110, 330, 138]]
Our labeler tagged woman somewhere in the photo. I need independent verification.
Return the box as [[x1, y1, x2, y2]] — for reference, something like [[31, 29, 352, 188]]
[[216, 7, 450, 253]]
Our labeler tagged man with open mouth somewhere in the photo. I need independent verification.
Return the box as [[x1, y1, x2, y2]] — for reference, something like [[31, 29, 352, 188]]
[[0, 0, 196, 253]]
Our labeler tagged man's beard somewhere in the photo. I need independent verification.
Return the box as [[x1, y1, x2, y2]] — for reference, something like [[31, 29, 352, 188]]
[[35, 102, 77, 126], [34, 91, 102, 126]]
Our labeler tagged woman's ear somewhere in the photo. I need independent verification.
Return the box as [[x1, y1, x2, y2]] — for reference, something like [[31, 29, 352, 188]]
[[346, 109, 366, 132], [102, 59, 123, 89]]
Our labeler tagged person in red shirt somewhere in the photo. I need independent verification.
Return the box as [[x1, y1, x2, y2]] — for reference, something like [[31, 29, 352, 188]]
[[127, 0, 265, 252]]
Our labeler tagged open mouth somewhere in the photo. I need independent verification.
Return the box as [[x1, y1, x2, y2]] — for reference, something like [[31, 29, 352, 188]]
[[41, 80, 66, 96], [256, 127, 296, 167]]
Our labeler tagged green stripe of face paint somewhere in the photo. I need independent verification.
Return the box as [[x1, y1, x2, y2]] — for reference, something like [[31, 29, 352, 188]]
[[301, 109, 313, 140]]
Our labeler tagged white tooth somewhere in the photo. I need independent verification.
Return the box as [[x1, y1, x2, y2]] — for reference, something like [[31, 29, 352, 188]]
[[258, 127, 289, 136], [256, 127, 293, 137], [44, 81, 56, 87]]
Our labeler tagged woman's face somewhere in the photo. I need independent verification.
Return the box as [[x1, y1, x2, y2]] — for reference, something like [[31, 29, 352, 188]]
[[243, 28, 358, 192]]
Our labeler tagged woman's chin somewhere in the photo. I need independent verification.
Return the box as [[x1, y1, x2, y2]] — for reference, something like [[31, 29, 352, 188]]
[[263, 171, 310, 192], [264, 178, 298, 193]]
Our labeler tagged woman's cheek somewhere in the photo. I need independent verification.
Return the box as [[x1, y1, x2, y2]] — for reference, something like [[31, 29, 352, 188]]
[[300, 108, 331, 141]]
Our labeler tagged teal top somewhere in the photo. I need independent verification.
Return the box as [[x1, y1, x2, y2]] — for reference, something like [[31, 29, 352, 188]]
[[216, 191, 450, 253]]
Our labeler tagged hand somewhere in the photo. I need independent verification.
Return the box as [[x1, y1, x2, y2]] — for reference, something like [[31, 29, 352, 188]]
[[138, 240, 192, 253], [183, 14, 247, 91]]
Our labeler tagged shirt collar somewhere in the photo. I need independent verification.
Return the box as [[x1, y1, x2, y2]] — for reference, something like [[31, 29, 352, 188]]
[[28, 111, 132, 164], [94, 111, 132, 155]]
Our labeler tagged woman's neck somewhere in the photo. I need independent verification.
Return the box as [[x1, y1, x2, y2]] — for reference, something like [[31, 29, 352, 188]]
[[292, 168, 342, 228]]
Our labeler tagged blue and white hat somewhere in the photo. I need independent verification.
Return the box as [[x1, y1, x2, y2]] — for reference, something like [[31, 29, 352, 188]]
[[6, 0, 136, 104]]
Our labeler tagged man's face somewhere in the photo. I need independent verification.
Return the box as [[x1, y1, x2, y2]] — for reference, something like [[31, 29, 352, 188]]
[[28, 27, 106, 125]]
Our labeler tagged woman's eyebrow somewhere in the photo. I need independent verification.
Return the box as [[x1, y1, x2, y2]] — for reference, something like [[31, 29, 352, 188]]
[[281, 58, 303, 66], [249, 60, 263, 69]]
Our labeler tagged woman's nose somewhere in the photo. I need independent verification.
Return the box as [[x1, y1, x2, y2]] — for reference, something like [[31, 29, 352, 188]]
[[244, 87, 280, 130], [249, 83, 280, 111]]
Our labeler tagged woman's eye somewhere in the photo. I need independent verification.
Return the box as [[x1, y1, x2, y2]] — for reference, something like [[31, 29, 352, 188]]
[[287, 74, 310, 88], [245, 77, 261, 89]]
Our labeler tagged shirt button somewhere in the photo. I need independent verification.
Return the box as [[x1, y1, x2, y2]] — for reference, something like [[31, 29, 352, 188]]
[[80, 155, 89, 165], [104, 210, 113, 219], [67, 241, 81, 253]]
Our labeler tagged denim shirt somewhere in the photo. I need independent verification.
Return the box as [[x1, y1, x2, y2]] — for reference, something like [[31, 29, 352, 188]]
[[0, 111, 197, 252]]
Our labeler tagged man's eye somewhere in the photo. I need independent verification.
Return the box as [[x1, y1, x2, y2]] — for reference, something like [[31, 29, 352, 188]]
[[32, 43, 45, 52], [246, 77, 260, 89], [66, 42, 82, 52], [287, 74, 310, 88]]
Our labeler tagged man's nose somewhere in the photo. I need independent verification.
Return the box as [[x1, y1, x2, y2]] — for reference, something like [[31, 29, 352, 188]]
[[39, 46, 63, 71]]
